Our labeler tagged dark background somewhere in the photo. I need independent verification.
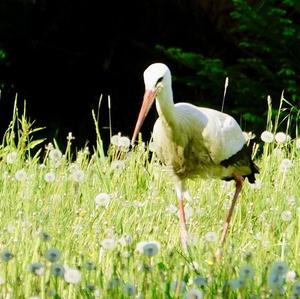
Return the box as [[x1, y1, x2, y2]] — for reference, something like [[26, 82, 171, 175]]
[[0, 0, 300, 150]]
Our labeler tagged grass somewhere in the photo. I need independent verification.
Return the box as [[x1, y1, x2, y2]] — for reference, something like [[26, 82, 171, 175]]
[[0, 98, 299, 298]]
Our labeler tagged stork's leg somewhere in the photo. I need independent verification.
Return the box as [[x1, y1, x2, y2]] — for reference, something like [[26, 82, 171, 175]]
[[175, 181, 189, 250], [220, 174, 244, 246], [178, 196, 188, 249]]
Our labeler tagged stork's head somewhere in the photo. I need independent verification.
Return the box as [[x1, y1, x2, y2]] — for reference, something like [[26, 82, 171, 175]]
[[132, 63, 171, 144], [143, 63, 171, 92]]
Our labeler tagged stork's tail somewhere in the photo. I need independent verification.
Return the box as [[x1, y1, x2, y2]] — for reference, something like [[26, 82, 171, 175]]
[[245, 159, 259, 183]]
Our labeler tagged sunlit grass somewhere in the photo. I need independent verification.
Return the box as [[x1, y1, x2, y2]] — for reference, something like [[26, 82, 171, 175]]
[[0, 97, 299, 298]]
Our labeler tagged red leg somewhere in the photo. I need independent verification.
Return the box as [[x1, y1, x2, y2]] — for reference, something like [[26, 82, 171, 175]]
[[220, 174, 244, 246], [175, 181, 189, 250], [178, 197, 188, 249]]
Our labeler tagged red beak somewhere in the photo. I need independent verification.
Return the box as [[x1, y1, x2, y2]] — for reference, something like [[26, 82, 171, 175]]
[[132, 89, 156, 144]]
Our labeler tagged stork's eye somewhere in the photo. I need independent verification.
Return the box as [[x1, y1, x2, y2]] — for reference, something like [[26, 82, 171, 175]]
[[156, 76, 164, 86]]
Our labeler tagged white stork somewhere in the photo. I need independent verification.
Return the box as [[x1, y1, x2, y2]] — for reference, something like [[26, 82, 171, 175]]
[[132, 63, 259, 249]]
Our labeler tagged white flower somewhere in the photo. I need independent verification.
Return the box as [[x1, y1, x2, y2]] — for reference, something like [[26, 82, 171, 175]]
[[279, 158, 293, 172], [95, 193, 110, 207], [111, 134, 130, 148], [194, 276, 207, 287], [123, 283, 135, 296], [70, 169, 85, 182], [229, 278, 244, 290], [94, 288, 102, 297], [275, 132, 290, 144], [296, 138, 300, 149], [15, 169, 27, 181], [170, 281, 186, 294], [286, 196, 297, 207], [119, 136, 130, 148], [281, 210, 292, 221], [6, 151, 18, 164], [101, 238, 116, 250], [118, 235, 132, 246], [166, 204, 177, 214], [268, 261, 288, 291], [286, 270, 297, 282], [239, 264, 255, 280], [243, 131, 255, 142], [44, 172, 56, 183], [64, 267, 81, 284], [204, 231, 218, 243], [185, 288, 203, 299], [293, 281, 300, 296], [111, 160, 125, 171], [261, 131, 274, 143], [136, 241, 160, 257], [49, 149, 62, 161], [182, 205, 193, 220]]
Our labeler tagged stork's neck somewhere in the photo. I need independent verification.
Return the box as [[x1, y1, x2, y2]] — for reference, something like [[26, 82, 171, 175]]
[[155, 85, 175, 127]]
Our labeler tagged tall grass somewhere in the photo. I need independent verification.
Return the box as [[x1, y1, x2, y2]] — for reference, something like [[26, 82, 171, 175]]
[[0, 96, 299, 298]]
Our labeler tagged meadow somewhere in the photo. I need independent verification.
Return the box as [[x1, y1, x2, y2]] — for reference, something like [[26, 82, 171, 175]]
[[0, 97, 299, 299]]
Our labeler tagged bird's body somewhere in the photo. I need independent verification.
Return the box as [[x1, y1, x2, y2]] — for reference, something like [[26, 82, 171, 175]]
[[132, 63, 259, 249], [152, 103, 254, 181]]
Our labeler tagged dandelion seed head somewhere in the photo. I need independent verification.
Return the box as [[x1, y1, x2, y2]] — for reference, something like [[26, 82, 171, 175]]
[[45, 248, 61, 263], [15, 169, 27, 181], [123, 283, 135, 296], [136, 241, 160, 257], [261, 131, 274, 143], [51, 264, 65, 277], [64, 267, 81, 284], [28, 262, 45, 276], [101, 238, 116, 250], [170, 280, 186, 294], [185, 288, 203, 299], [85, 261, 96, 271], [286, 196, 297, 207], [94, 288, 102, 297], [110, 160, 125, 171], [6, 151, 18, 164], [243, 131, 255, 142], [70, 169, 85, 182], [279, 158, 293, 172], [39, 231, 51, 242], [281, 210, 292, 221], [118, 234, 132, 246], [229, 278, 244, 291], [293, 281, 300, 295], [49, 149, 62, 161], [111, 134, 120, 146], [286, 270, 297, 282], [166, 204, 177, 214], [0, 275, 4, 285], [194, 276, 207, 287], [95, 193, 110, 207], [44, 172, 56, 183], [119, 136, 130, 148], [0, 249, 14, 262], [275, 132, 290, 144], [204, 231, 218, 243], [239, 264, 255, 280], [108, 276, 121, 289]]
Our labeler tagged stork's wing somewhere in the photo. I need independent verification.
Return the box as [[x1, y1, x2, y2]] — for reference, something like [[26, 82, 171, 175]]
[[174, 104, 246, 164]]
